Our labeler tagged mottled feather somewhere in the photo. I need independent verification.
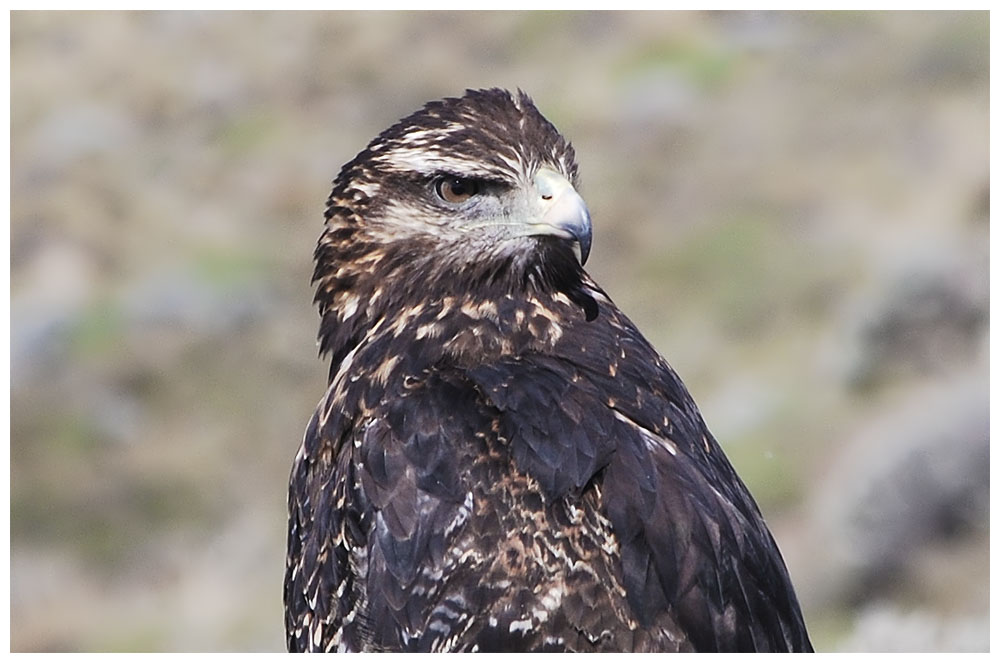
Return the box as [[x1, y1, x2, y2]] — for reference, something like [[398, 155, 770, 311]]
[[285, 88, 812, 652]]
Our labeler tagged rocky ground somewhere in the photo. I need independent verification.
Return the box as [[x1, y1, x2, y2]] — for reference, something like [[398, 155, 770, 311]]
[[10, 11, 988, 652]]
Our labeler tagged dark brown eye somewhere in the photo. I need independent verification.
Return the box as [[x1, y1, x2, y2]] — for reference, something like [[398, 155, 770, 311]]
[[435, 176, 480, 203]]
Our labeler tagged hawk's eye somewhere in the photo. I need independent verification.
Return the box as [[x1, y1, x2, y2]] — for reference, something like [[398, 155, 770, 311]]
[[435, 176, 480, 204]]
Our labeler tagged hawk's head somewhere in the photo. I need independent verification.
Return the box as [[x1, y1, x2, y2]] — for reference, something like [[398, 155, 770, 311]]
[[314, 88, 596, 364]]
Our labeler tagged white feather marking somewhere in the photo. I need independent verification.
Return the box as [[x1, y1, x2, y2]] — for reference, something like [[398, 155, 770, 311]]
[[340, 294, 359, 319], [415, 322, 440, 339], [509, 618, 532, 634], [612, 409, 678, 456], [540, 583, 565, 611]]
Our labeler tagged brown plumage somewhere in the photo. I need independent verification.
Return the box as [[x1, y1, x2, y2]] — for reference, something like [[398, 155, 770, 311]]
[[284, 88, 812, 652]]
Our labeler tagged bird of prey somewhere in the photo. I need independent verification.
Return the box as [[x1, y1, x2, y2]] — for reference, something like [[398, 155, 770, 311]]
[[284, 88, 812, 652]]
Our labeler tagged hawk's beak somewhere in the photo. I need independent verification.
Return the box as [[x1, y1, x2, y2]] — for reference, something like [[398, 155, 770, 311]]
[[531, 168, 593, 265]]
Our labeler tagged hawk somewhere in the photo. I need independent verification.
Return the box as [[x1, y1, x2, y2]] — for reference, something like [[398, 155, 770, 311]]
[[284, 88, 812, 652]]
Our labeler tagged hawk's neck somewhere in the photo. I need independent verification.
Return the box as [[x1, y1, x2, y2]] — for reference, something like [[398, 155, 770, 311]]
[[312, 230, 599, 381]]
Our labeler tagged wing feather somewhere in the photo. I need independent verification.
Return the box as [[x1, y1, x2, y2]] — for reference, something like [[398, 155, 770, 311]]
[[465, 303, 811, 651]]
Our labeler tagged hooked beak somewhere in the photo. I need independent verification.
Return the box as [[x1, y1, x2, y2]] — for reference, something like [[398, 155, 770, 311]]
[[529, 168, 593, 265]]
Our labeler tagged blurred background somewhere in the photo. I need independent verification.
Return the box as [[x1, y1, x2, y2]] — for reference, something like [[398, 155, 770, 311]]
[[10, 10, 988, 652]]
